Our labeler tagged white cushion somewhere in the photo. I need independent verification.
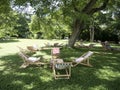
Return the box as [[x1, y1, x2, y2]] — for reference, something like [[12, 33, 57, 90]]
[[75, 57, 84, 62], [28, 57, 40, 62]]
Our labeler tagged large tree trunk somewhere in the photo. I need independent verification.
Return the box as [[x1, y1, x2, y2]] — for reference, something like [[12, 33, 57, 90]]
[[68, 0, 109, 47], [68, 19, 84, 47]]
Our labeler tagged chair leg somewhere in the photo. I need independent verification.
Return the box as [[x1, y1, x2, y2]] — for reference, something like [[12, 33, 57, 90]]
[[80, 59, 93, 67], [20, 63, 29, 68], [53, 69, 70, 79]]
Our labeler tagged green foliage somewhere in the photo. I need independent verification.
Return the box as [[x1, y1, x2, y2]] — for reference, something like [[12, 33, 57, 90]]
[[29, 11, 70, 39], [29, 15, 41, 34], [92, 0, 120, 42], [0, 11, 18, 38], [15, 14, 29, 38], [1, 0, 120, 43], [0, 0, 11, 14]]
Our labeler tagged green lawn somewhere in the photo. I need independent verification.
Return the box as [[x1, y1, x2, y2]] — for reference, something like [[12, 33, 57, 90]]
[[0, 39, 120, 90]]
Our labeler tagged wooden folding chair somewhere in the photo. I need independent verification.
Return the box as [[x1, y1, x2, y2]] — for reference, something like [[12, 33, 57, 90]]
[[52, 61, 72, 79], [18, 51, 46, 68], [17, 46, 28, 53], [72, 51, 94, 67], [27, 45, 39, 52], [51, 47, 60, 59]]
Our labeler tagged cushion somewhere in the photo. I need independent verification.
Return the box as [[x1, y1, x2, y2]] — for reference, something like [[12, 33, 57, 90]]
[[28, 57, 40, 62], [75, 57, 84, 62], [52, 48, 60, 54]]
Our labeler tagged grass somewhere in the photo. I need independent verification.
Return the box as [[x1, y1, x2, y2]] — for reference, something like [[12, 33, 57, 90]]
[[0, 39, 120, 90]]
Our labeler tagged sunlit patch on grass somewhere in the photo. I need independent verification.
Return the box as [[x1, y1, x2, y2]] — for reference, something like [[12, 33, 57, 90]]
[[39, 69, 53, 82], [0, 61, 6, 70], [95, 66, 120, 80], [12, 80, 23, 85], [40, 76, 53, 82], [88, 85, 107, 90], [110, 56, 118, 59], [2, 70, 12, 75], [48, 84, 83, 90], [23, 83, 34, 90], [14, 72, 30, 76], [0, 66, 6, 71]]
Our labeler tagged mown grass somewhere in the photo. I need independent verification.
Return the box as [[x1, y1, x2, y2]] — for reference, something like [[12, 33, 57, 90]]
[[0, 39, 120, 90]]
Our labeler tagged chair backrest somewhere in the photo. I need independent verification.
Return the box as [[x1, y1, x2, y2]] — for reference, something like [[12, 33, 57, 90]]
[[74, 51, 94, 64], [27, 44, 39, 51], [104, 41, 111, 50], [18, 51, 28, 61], [82, 51, 94, 59], [51, 47, 60, 59], [100, 41, 112, 50], [54, 43, 59, 47], [52, 47, 60, 54], [55, 62, 72, 70], [89, 44, 94, 48], [17, 46, 27, 52], [100, 42, 105, 47]]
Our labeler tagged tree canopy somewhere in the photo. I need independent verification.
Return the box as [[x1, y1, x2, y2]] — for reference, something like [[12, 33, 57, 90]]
[[0, 0, 120, 45]]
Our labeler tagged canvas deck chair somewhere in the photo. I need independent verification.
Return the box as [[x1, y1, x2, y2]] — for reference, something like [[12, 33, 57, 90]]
[[27, 45, 39, 52], [76, 43, 95, 48], [52, 61, 72, 79], [88, 44, 95, 48], [53, 43, 64, 47], [18, 51, 46, 68], [51, 47, 60, 60], [72, 51, 94, 67], [100, 41, 112, 51], [44, 42, 52, 47], [17, 46, 28, 53]]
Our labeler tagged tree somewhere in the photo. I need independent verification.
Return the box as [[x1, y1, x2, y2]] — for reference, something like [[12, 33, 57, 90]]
[[0, 0, 11, 14], [90, 0, 120, 43], [0, 0, 112, 46], [15, 13, 29, 38], [67, 0, 109, 47], [28, 0, 110, 47], [29, 9, 70, 39], [0, 11, 18, 39]]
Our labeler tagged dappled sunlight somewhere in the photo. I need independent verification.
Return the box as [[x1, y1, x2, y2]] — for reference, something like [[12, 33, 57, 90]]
[[23, 83, 35, 90], [38, 68, 53, 82], [0, 61, 6, 70], [95, 66, 120, 81], [88, 85, 107, 90], [12, 80, 23, 86], [69, 56, 76, 60], [0, 39, 120, 89], [14, 72, 30, 76], [0, 65, 6, 71], [40, 76, 53, 82], [2, 69, 14, 75]]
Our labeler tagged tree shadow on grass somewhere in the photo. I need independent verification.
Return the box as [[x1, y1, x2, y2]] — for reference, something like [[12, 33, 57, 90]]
[[0, 49, 120, 90], [0, 54, 53, 90], [0, 39, 19, 43]]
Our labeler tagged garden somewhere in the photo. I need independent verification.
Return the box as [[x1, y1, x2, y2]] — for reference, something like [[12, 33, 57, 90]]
[[0, 0, 120, 90], [0, 39, 120, 90]]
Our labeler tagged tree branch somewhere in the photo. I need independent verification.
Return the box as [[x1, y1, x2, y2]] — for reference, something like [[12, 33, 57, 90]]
[[90, 0, 109, 14], [72, 0, 80, 12], [82, 0, 97, 14]]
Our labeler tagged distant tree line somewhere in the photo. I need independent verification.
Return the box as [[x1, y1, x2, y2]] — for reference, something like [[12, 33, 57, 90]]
[[0, 0, 120, 44]]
